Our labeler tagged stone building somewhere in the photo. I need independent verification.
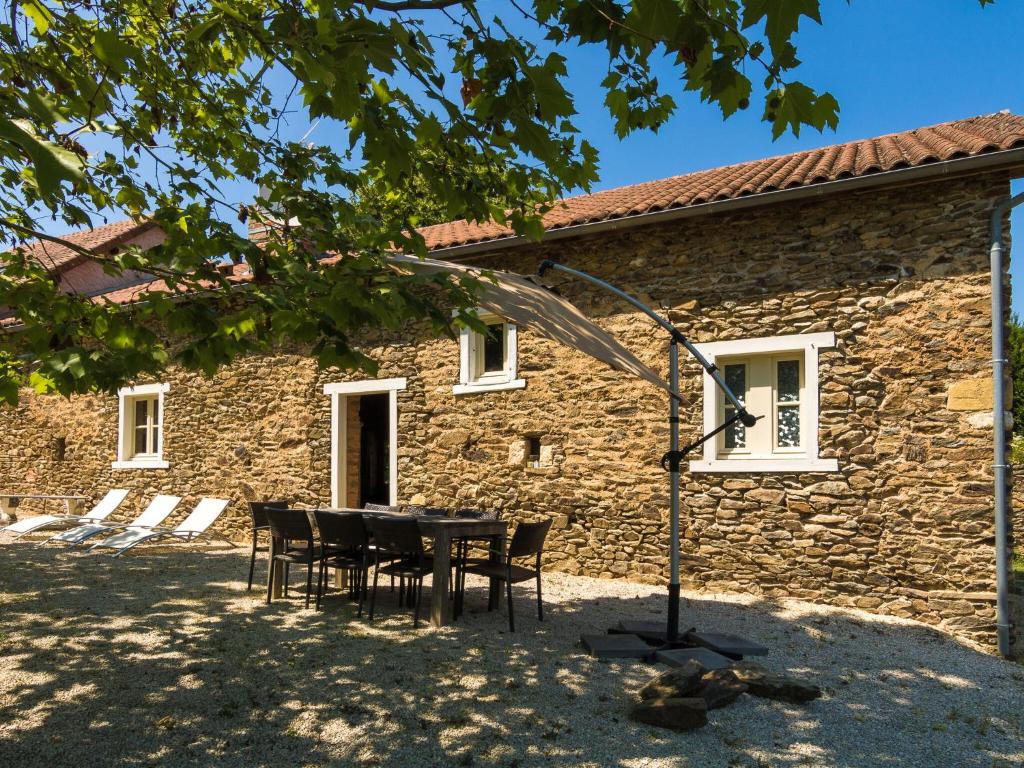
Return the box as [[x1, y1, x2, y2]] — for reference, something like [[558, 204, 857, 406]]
[[3, 113, 1024, 648]]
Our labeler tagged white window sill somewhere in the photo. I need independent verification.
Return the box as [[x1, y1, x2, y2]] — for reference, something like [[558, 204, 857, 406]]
[[452, 379, 526, 396], [111, 459, 170, 470], [689, 458, 838, 473]]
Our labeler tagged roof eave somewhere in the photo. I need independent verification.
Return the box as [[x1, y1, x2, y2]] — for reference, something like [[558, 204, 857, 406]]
[[429, 146, 1024, 262]]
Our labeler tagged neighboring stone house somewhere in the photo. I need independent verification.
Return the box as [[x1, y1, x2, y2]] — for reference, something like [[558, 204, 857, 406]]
[[3, 113, 1024, 648]]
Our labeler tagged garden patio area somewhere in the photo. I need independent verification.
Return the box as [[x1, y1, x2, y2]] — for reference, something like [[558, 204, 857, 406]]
[[1, 542, 1023, 768]]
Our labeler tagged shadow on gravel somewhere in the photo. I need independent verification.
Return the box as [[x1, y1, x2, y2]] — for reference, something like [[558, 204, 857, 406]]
[[0, 541, 1022, 768]]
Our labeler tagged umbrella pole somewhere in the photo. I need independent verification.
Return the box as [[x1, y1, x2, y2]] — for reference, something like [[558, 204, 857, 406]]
[[668, 338, 681, 645], [536, 259, 755, 648]]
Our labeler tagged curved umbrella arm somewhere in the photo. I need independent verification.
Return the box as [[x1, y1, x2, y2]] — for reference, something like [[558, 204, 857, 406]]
[[537, 259, 756, 426]]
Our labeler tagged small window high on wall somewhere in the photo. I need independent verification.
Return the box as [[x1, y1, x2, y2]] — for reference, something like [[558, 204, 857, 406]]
[[113, 383, 169, 469], [691, 333, 838, 473], [453, 311, 526, 395]]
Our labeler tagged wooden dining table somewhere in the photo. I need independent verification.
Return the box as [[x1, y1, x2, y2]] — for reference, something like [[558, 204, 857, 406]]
[[267, 509, 507, 627]]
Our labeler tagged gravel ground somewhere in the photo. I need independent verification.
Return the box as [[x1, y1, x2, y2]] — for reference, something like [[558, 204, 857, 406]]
[[1, 538, 1022, 768]]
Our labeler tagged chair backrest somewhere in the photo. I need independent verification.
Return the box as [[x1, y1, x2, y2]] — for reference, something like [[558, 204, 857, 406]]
[[250, 500, 291, 529], [368, 517, 424, 557], [265, 507, 314, 543], [86, 489, 130, 521], [407, 505, 448, 517], [313, 510, 366, 549], [174, 498, 229, 534], [455, 508, 501, 521], [363, 502, 402, 514], [132, 495, 182, 529], [507, 518, 553, 559]]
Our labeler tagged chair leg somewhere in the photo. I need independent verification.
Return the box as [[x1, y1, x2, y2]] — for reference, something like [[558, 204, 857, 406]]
[[368, 561, 380, 620], [357, 565, 367, 617], [536, 573, 543, 621], [506, 579, 515, 632], [315, 559, 326, 611], [305, 559, 314, 609], [284, 562, 289, 597], [413, 576, 423, 628], [247, 533, 258, 591], [265, 535, 278, 604]]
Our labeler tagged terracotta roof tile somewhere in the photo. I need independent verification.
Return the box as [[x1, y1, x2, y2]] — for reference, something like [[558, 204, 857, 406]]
[[418, 113, 1024, 251], [6, 218, 155, 272]]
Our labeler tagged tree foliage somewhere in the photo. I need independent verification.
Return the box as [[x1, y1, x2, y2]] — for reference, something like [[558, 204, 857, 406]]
[[1009, 313, 1024, 442], [0, 0, 965, 404]]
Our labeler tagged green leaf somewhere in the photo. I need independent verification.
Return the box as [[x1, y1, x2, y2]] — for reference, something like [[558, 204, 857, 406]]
[[23, 0, 53, 35], [764, 83, 839, 139], [743, 0, 822, 55], [526, 56, 574, 121], [93, 29, 141, 76], [0, 118, 85, 197]]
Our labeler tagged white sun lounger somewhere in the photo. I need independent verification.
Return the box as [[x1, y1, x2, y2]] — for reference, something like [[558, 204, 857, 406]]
[[91, 497, 231, 556], [3, 489, 130, 540], [47, 494, 182, 546]]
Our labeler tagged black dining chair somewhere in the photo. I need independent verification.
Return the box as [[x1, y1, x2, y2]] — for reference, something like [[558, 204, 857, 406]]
[[313, 510, 368, 613], [452, 509, 502, 617], [367, 517, 433, 628], [459, 518, 552, 632], [247, 499, 291, 591], [265, 507, 318, 608]]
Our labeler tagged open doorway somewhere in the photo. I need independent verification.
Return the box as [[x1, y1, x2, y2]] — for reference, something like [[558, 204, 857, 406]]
[[358, 393, 390, 507], [324, 378, 406, 509]]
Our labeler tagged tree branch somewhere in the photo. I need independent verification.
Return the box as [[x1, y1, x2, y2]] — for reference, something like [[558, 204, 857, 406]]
[[9, 0, 19, 47], [361, 0, 464, 11]]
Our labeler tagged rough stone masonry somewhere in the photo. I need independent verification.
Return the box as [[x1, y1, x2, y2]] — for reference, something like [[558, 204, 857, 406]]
[[0, 172, 1013, 648]]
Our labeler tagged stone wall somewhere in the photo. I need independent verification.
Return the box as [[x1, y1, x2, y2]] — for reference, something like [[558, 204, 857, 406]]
[[0, 171, 1012, 647]]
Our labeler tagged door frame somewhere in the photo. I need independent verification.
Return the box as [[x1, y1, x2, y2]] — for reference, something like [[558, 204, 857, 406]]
[[323, 378, 407, 508]]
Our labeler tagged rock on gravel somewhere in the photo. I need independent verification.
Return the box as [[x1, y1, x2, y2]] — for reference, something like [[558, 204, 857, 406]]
[[637, 660, 706, 700], [630, 697, 708, 731], [695, 668, 748, 710], [731, 660, 822, 703]]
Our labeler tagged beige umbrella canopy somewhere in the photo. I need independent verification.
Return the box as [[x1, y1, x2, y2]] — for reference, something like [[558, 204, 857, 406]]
[[387, 253, 670, 397]]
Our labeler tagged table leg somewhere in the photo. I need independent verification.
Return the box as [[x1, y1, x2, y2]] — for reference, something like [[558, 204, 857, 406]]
[[430, 528, 452, 627]]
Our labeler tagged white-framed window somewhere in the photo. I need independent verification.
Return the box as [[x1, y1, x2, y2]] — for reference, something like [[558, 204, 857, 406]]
[[112, 383, 169, 469], [453, 311, 526, 395], [690, 332, 838, 473]]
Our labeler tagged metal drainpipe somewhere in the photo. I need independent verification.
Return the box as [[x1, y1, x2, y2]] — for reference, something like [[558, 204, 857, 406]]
[[990, 190, 1024, 658]]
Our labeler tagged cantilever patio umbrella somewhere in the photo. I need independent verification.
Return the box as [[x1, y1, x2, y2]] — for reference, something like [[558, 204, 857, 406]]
[[389, 253, 755, 645]]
